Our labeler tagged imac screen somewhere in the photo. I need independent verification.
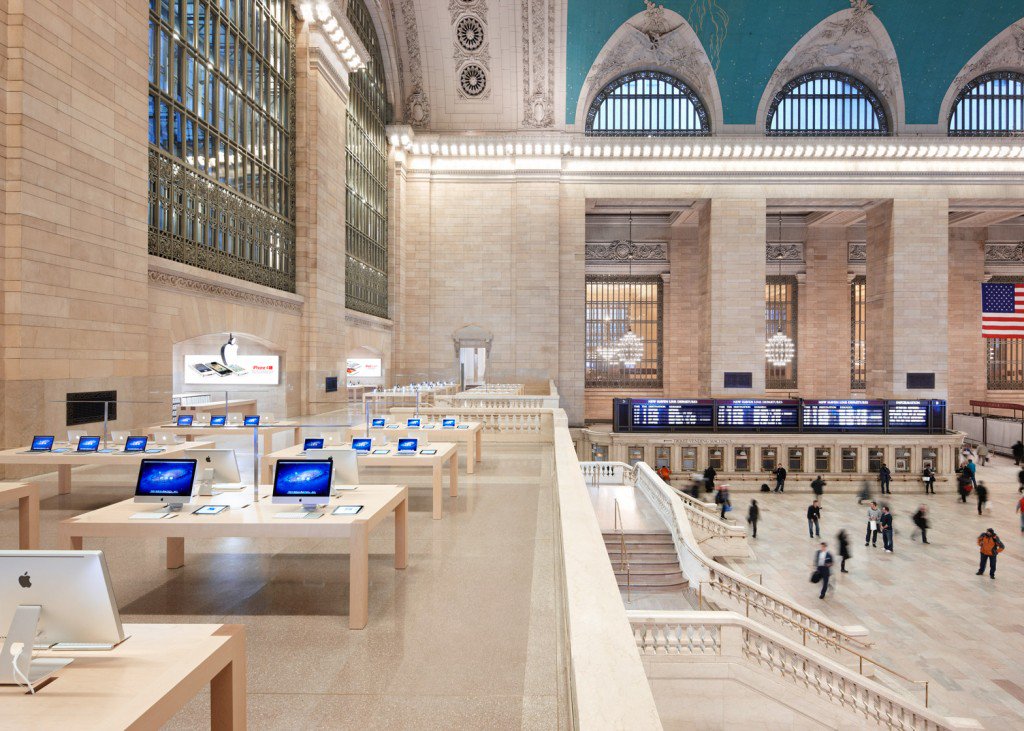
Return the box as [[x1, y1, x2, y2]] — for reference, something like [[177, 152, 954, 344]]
[[135, 460, 197, 497], [273, 460, 332, 498]]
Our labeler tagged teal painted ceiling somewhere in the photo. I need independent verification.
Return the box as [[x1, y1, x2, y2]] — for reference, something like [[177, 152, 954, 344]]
[[566, 1, 1024, 126]]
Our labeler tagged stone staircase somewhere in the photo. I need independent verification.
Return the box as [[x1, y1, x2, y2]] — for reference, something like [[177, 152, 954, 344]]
[[602, 530, 686, 590]]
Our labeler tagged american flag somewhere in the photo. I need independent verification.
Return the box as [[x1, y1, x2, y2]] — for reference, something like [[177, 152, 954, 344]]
[[982, 283, 1024, 338]]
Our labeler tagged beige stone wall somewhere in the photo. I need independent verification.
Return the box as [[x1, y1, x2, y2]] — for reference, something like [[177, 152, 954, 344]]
[[948, 228, 986, 414], [799, 227, 852, 398]]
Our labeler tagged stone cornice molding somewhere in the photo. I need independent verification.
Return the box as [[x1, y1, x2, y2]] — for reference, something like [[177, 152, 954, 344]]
[[148, 261, 304, 315], [308, 41, 350, 102], [345, 310, 395, 332]]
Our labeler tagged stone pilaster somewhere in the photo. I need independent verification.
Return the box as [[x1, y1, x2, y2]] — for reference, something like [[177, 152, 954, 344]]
[[664, 226, 701, 396], [865, 200, 949, 399], [559, 193, 586, 425], [947, 227, 986, 413], [800, 226, 851, 397]]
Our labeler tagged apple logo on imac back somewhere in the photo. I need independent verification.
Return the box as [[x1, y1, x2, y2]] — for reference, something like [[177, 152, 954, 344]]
[[19, 572, 31, 588]]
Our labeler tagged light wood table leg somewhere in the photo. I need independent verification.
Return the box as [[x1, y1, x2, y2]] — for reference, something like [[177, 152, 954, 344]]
[[260, 457, 273, 486], [349, 522, 369, 629], [185, 434, 195, 442], [167, 537, 185, 569], [211, 626, 247, 730], [467, 434, 476, 474], [394, 497, 408, 570], [476, 430, 483, 464], [64, 534, 83, 551], [57, 465, 72, 495], [293, 427, 301, 445], [19, 492, 39, 550], [432, 465, 443, 520], [448, 454, 458, 497]]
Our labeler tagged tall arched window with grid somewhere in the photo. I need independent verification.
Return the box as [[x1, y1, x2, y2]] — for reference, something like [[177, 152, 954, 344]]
[[585, 71, 710, 137], [948, 71, 1024, 137], [346, 0, 390, 318], [766, 71, 889, 137]]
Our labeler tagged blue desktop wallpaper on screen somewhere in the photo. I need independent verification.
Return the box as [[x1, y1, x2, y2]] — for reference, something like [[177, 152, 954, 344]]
[[138, 465, 195, 496], [276, 463, 332, 496]]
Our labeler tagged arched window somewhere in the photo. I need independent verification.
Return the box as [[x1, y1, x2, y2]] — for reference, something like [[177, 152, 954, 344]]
[[585, 71, 710, 137], [948, 71, 1024, 137], [766, 71, 889, 136]]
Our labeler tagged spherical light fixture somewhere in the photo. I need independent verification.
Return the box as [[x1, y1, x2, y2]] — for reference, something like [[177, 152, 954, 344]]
[[765, 331, 795, 367], [616, 329, 645, 368]]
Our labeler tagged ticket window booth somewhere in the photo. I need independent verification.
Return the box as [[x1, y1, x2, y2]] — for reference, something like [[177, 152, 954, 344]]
[[814, 448, 831, 474], [591, 444, 609, 462], [788, 448, 804, 473], [841, 448, 858, 473], [680, 447, 697, 472], [922, 448, 938, 471], [708, 448, 724, 471], [734, 447, 751, 472], [868, 448, 885, 473], [654, 446, 672, 471], [894, 447, 911, 473], [627, 446, 645, 467], [761, 448, 777, 472]]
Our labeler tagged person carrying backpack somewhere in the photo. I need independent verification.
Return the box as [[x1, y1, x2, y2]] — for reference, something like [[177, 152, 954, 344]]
[[976, 528, 1005, 579]]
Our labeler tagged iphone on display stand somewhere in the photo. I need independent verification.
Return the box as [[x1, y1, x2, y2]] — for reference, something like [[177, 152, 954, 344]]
[[206, 362, 233, 377], [226, 364, 248, 377], [191, 363, 216, 377]]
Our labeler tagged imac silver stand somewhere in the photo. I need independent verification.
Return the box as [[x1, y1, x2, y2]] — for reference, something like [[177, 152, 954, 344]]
[[0, 606, 73, 687], [198, 467, 216, 497]]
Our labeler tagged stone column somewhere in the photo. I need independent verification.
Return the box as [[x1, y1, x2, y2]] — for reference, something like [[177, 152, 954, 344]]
[[800, 226, 852, 397], [293, 32, 351, 414], [664, 226, 701, 395], [559, 192, 587, 425], [947, 227, 986, 413], [865, 200, 949, 398], [697, 199, 767, 395]]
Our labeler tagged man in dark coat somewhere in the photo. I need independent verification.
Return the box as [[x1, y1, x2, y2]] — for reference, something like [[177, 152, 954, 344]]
[[813, 542, 834, 599], [772, 465, 787, 493], [1013, 440, 1024, 466]]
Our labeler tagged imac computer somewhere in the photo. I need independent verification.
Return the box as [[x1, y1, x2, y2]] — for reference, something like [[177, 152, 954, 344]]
[[351, 438, 373, 454], [272, 459, 334, 513], [406, 418, 421, 428], [76, 436, 100, 453], [176, 414, 194, 427], [243, 415, 260, 426], [184, 448, 242, 494], [0, 550, 127, 687], [301, 438, 325, 454], [133, 458, 199, 512], [371, 418, 386, 428], [442, 418, 457, 428], [123, 436, 148, 453], [304, 448, 360, 488], [209, 414, 227, 426], [24, 436, 55, 453], [397, 438, 418, 456]]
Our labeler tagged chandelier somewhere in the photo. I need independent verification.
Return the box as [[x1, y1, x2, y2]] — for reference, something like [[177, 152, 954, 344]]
[[765, 212, 795, 368], [615, 211, 644, 368]]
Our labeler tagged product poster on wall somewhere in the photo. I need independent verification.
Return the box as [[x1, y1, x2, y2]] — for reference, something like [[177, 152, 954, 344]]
[[184, 355, 281, 385], [347, 358, 382, 378]]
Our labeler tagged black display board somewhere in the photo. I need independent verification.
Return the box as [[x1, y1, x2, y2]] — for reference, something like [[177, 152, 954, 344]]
[[716, 399, 800, 431], [612, 397, 947, 433]]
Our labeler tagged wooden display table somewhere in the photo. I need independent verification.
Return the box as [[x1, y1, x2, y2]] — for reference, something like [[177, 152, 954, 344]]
[[0, 623, 245, 730], [177, 398, 258, 417], [150, 421, 301, 455], [59, 485, 407, 629], [0, 441, 213, 496], [0, 481, 39, 549], [349, 422, 483, 473], [261, 442, 458, 520]]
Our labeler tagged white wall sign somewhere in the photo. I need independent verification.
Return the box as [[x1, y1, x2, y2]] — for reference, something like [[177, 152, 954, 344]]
[[184, 355, 281, 385], [347, 358, 382, 378]]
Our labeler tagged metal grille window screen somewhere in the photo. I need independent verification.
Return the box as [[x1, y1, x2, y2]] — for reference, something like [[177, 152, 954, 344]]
[[345, 0, 389, 319], [986, 276, 1023, 389], [851, 275, 866, 389], [766, 71, 888, 136], [147, 0, 296, 292], [949, 72, 1024, 137], [765, 276, 797, 389], [585, 71, 710, 137], [585, 276, 663, 388]]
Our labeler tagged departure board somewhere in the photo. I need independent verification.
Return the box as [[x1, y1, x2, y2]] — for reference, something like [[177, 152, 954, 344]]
[[802, 400, 885, 431], [716, 400, 800, 431], [886, 400, 930, 431], [620, 399, 715, 431]]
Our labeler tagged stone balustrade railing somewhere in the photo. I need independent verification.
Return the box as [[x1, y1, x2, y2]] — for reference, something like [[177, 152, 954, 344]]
[[389, 407, 553, 440], [628, 612, 975, 731], [622, 461, 865, 652], [437, 394, 560, 409]]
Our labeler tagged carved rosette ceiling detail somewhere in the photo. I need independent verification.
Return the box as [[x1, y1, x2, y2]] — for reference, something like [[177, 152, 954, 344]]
[[986, 243, 1024, 264], [394, 0, 430, 127], [761, 6, 903, 127], [520, 0, 555, 127], [451, 0, 490, 99], [579, 6, 720, 125], [586, 241, 668, 263], [944, 21, 1024, 120]]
